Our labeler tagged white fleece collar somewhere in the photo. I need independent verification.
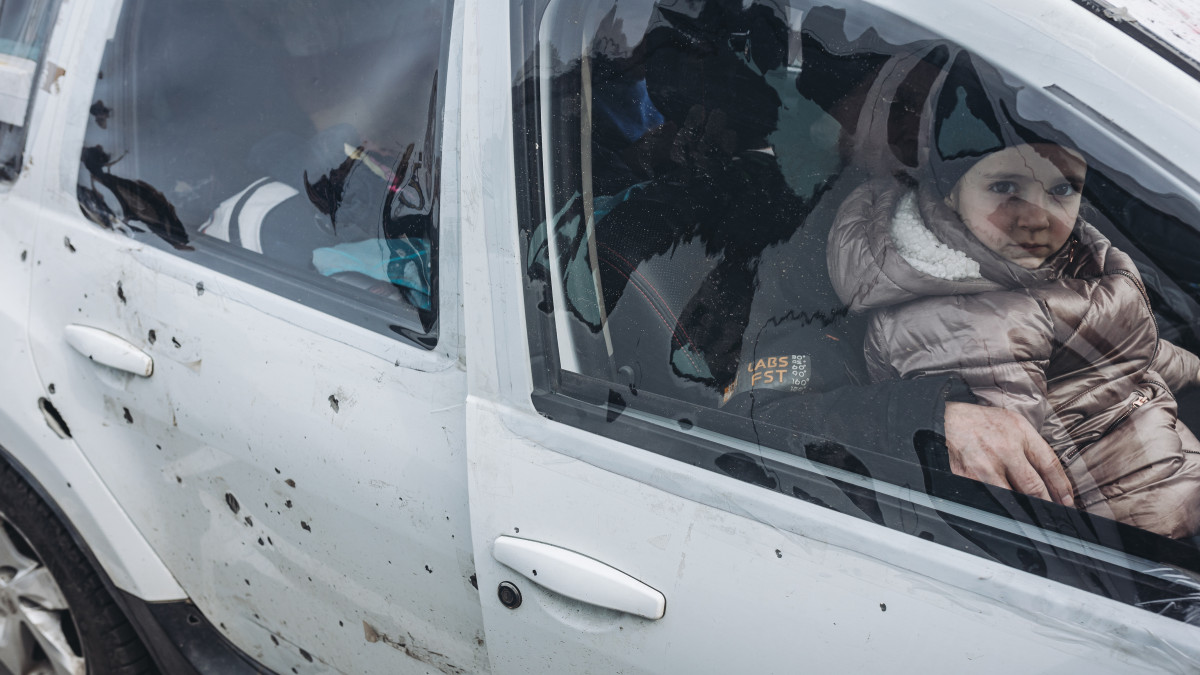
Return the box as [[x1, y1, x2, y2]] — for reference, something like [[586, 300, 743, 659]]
[[889, 191, 983, 281]]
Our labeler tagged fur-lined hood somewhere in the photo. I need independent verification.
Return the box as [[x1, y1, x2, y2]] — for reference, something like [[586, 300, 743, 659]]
[[827, 178, 1116, 313]]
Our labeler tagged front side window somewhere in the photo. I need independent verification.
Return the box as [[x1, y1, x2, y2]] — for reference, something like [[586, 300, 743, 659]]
[[515, 0, 1200, 623], [77, 0, 450, 345]]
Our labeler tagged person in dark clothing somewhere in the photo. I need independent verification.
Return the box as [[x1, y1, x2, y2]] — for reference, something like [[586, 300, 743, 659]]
[[590, 0, 810, 391], [576, 0, 1073, 505]]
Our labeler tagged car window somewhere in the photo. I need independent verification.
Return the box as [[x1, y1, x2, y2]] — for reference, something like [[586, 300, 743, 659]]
[[515, 0, 1200, 624], [76, 0, 451, 346], [0, 0, 60, 180]]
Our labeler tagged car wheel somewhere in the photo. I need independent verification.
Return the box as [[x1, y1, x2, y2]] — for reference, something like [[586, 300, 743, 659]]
[[0, 461, 156, 675]]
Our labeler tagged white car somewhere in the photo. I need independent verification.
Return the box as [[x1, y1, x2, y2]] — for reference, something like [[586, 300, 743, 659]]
[[3, 0, 1200, 673]]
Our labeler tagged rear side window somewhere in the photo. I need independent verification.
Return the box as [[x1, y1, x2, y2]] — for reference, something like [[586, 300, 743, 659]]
[[515, 0, 1200, 625], [0, 0, 61, 180], [77, 0, 450, 346]]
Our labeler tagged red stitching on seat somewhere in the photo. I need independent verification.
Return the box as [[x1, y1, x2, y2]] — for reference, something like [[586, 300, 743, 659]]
[[596, 243, 703, 374], [596, 242, 703, 349]]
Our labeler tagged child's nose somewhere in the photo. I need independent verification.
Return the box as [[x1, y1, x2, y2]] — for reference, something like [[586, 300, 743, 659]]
[[1013, 192, 1052, 230]]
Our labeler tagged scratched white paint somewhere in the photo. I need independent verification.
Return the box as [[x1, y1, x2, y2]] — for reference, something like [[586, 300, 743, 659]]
[[20, 1, 487, 674], [0, 0, 185, 603], [1121, 0, 1200, 65]]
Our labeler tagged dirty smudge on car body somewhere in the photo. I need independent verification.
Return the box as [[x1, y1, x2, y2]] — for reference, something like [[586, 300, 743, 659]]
[[362, 621, 464, 675]]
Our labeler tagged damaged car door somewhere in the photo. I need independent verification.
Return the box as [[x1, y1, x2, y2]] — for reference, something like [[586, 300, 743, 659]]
[[463, 0, 1200, 672], [24, 0, 486, 673]]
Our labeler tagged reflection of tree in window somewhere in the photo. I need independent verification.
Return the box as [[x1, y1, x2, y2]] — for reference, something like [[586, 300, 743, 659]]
[[75, 0, 445, 324]]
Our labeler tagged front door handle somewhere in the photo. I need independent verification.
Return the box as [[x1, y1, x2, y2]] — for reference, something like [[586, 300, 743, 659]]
[[64, 325, 154, 377], [492, 536, 666, 620]]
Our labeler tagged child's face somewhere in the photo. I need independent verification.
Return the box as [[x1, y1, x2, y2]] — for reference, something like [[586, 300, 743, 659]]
[[948, 143, 1086, 269]]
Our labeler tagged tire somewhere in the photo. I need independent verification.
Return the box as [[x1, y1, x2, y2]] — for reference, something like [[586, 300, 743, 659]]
[[0, 460, 157, 675]]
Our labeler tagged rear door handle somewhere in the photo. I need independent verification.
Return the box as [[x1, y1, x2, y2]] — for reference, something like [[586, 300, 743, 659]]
[[64, 325, 154, 377], [492, 536, 665, 620]]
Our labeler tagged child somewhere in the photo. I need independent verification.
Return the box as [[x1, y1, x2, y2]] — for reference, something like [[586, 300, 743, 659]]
[[827, 48, 1200, 538]]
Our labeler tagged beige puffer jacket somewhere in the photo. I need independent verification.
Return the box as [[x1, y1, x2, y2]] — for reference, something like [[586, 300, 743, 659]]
[[828, 179, 1200, 538]]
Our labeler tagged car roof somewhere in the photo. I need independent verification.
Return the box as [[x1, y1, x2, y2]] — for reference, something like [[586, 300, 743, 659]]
[[1074, 0, 1200, 79]]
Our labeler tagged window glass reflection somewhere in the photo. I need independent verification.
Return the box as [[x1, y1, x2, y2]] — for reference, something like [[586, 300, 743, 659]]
[[77, 0, 447, 331], [520, 0, 1200, 622], [0, 0, 59, 177]]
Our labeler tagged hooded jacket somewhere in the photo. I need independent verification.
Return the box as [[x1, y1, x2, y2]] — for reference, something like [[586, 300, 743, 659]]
[[828, 178, 1200, 537]]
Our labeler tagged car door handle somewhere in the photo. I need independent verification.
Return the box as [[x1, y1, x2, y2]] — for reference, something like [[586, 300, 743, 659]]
[[64, 325, 154, 377], [492, 536, 665, 620]]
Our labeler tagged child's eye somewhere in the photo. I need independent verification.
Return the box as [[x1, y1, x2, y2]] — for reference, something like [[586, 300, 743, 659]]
[[1049, 182, 1079, 197], [988, 181, 1017, 195]]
